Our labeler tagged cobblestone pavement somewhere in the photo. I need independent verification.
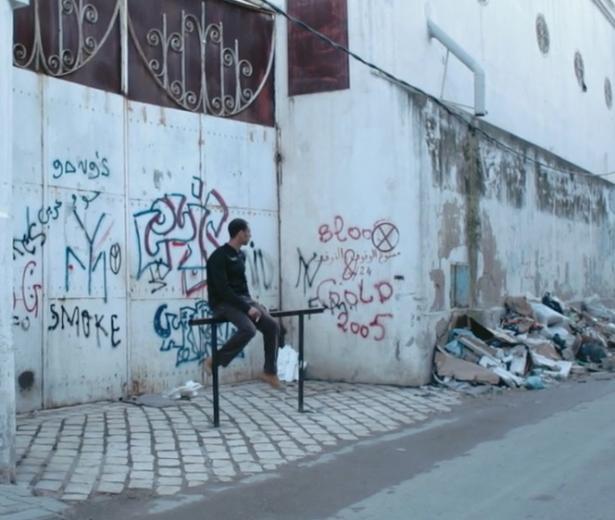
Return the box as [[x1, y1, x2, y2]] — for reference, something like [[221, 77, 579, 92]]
[[0, 484, 66, 520], [9, 380, 460, 512]]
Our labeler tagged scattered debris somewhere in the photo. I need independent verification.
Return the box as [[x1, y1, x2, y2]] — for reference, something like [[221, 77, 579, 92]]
[[433, 293, 615, 392]]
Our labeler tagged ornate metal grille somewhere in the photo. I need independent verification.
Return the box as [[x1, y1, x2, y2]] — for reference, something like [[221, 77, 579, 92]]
[[13, 0, 275, 125], [13, 0, 120, 77], [128, 1, 274, 117]]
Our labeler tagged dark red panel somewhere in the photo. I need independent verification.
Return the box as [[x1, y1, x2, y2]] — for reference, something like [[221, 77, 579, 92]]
[[13, 0, 121, 93], [288, 0, 349, 96], [127, 0, 275, 126], [12, 0, 274, 127]]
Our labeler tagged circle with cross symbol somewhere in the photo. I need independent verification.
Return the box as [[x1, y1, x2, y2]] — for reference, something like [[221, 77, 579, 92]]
[[371, 222, 400, 253]]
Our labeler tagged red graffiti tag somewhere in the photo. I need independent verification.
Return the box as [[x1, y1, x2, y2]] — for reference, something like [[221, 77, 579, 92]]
[[13, 260, 43, 317], [336, 312, 393, 341], [318, 216, 374, 244]]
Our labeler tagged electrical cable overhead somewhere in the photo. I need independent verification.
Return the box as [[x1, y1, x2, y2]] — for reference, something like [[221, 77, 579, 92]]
[[256, 0, 612, 182]]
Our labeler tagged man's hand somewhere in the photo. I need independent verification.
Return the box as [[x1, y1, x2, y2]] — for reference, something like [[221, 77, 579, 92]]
[[248, 306, 262, 322]]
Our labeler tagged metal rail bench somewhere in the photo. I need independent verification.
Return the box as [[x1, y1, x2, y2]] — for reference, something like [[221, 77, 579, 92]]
[[189, 307, 325, 427]]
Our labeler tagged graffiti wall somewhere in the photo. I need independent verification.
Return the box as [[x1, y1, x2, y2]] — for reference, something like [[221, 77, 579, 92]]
[[278, 77, 615, 387], [12, 72, 279, 411], [283, 171, 420, 384], [296, 216, 400, 342]]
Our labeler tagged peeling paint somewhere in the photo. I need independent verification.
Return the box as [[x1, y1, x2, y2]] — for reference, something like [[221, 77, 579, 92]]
[[435, 318, 449, 341], [463, 129, 482, 307], [535, 165, 609, 223], [554, 262, 575, 301], [438, 201, 462, 259], [482, 149, 527, 208], [429, 268, 445, 311], [477, 213, 506, 306], [423, 114, 467, 192], [533, 251, 543, 298]]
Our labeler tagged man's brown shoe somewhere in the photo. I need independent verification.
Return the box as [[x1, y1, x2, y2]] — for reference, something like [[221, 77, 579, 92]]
[[259, 372, 282, 389]]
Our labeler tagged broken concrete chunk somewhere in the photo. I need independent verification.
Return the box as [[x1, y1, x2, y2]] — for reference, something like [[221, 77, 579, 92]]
[[600, 357, 615, 372], [529, 351, 572, 378], [509, 348, 529, 376], [582, 300, 615, 322], [571, 365, 588, 375], [490, 366, 524, 387]]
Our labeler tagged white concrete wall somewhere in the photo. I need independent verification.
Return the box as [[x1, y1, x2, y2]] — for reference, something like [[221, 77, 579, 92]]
[[12, 71, 279, 412], [275, 0, 615, 386], [271, 0, 615, 172], [0, 0, 17, 483], [275, 4, 428, 384], [414, 96, 615, 318], [350, 0, 615, 176]]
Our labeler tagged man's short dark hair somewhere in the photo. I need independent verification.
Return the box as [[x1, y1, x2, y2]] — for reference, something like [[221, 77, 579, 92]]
[[228, 218, 249, 238]]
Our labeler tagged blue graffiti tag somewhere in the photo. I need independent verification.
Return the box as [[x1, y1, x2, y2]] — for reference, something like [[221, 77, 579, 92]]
[[153, 300, 237, 367], [133, 178, 228, 296], [65, 195, 115, 302]]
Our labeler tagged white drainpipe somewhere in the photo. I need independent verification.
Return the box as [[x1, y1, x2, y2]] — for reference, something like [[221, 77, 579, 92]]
[[427, 18, 487, 117]]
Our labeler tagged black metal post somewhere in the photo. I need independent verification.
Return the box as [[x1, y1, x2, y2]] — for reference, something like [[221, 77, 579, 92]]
[[190, 308, 323, 425], [298, 314, 304, 413], [212, 323, 219, 428]]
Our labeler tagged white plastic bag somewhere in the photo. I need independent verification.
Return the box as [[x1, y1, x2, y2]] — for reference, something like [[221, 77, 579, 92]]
[[164, 380, 203, 400], [277, 345, 301, 382], [531, 303, 567, 326]]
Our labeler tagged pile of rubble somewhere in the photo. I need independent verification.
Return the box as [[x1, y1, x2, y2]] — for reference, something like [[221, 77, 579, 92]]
[[434, 294, 615, 391]]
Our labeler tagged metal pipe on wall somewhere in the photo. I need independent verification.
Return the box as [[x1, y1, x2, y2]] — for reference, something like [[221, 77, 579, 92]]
[[427, 17, 487, 117]]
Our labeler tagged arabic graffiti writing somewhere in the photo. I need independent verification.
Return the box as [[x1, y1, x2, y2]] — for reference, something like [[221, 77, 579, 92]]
[[52, 152, 110, 180]]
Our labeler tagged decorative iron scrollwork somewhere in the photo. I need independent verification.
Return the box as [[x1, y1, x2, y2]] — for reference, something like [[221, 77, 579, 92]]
[[12, 0, 275, 121], [128, 1, 274, 117], [13, 0, 120, 77]]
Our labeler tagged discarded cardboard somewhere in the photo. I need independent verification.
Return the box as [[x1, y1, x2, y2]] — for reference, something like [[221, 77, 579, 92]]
[[457, 336, 500, 360], [505, 296, 535, 318], [522, 339, 561, 361], [453, 316, 517, 348], [434, 351, 500, 385]]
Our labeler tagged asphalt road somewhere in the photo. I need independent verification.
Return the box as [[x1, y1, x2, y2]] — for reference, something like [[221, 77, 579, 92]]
[[73, 375, 615, 520]]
